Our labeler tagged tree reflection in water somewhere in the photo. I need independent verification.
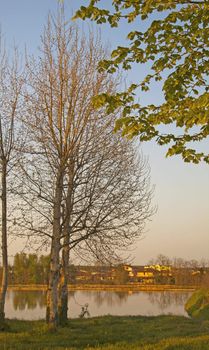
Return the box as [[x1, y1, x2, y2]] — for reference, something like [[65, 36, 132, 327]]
[[95, 291, 129, 308], [147, 291, 192, 311], [10, 290, 191, 314], [12, 290, 76, 311], [13, 291, 46, 311], [82, 290, 129, 308]]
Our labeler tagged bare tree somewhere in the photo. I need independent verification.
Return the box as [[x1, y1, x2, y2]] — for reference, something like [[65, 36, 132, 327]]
[[15, 12, 154, 329], [148, 254, 171, 267], [0, 36, 24, 328], [57, 121, 153, 324]]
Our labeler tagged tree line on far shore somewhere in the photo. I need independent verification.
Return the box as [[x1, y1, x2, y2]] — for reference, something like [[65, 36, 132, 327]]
[[1, 253, 208, 287]]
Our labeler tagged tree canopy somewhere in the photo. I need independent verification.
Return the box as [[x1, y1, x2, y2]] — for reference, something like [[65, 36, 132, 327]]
[[74, 0, 209, 163]]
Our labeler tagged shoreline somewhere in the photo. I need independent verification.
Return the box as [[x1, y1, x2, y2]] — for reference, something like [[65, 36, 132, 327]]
[[6, 283, 197, 292]]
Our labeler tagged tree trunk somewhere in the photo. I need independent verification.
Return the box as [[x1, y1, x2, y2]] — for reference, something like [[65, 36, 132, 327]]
[[58, 241, 69, 325], [46, 170, 63, 330], [46, 238, 60, 329], [0, 160, 8, 328], [58, 163, 74, 325]]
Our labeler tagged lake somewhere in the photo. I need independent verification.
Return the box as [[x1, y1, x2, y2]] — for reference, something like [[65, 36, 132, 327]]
[[5, 290, 192, 320]]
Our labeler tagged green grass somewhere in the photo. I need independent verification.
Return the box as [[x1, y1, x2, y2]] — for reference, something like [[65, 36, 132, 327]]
[[1, 315, 209, 350]]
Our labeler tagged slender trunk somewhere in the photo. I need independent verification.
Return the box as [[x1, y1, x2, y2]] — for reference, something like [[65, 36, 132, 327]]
[[46, 170, 63, 330], [58, 163, 74, 325], [0, 160, 8, 328], [58, 238, 69, 325]]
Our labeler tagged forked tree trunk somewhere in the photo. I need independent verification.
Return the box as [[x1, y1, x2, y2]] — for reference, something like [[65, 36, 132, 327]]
[[46, 171, 63, 330], [0, 160, 8, 328]]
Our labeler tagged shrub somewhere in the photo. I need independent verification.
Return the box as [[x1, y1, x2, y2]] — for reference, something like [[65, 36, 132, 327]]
[[185, 289, 209, 320]]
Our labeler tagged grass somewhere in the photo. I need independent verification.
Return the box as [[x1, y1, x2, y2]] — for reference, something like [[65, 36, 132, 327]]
[[1, 315, 209, 349]]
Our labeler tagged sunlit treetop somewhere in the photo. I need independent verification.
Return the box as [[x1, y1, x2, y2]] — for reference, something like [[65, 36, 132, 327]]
[[74, 0, 209, 163]]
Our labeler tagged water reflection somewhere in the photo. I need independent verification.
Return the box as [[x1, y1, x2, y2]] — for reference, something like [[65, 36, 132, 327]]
[[13, 291, 46, 311], [147, 291, 190, 311], [5, 289, 192, 320], [82, 291, 129, 308]]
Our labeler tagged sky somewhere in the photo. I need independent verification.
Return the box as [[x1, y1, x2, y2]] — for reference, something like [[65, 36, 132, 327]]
[[0, 0, 208, 265]]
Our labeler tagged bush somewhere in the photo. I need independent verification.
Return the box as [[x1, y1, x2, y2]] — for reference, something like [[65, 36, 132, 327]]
[[185, 289, 209, 320]]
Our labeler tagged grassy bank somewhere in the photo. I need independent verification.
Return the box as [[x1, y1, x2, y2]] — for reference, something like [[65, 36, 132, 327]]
[[7, 283, 196, 292], [1, 315, 209, 349]]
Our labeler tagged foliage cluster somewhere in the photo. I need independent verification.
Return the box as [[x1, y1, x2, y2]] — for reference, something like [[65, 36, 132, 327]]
[[185, 289, 209, 320], [75, 0, 209, 163], [11, 253, 50, 285]]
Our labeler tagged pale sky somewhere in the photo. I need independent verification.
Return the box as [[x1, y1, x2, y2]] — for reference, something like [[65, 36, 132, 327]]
[[0, 0, 208, 265]]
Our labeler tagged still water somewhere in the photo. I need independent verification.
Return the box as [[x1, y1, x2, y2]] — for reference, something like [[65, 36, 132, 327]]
[[5, 290, 192, 320]]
